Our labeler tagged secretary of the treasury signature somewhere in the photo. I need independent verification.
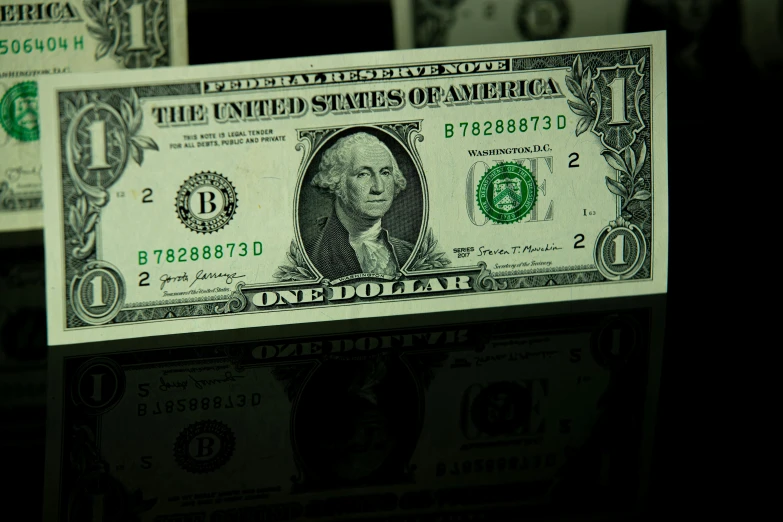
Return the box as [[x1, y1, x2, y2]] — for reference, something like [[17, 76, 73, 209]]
[[476, 243, 563, 257], [160, 270, 246, 290]]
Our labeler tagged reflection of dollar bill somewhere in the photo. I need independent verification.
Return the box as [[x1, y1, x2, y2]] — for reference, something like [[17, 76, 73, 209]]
[[395, 0, 782, 83], [0, 0, 189, 233], [0, 243, 47, 410], [39, 32, 668, 346], [392, 0, 629, 49], [740, 0, 783, 76], [625, 0, 755, 79], [44, 303, 663, 521], [0, 241, 48, 521]]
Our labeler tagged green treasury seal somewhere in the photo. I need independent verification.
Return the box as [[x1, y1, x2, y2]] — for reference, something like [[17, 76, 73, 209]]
[[476, 162, 537, 224], [0, 82, 39, 142]]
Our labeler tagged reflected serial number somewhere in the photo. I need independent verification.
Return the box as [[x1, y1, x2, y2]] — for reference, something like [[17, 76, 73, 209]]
[[137, 394, 261, 416], [436, 453, 557, 477]]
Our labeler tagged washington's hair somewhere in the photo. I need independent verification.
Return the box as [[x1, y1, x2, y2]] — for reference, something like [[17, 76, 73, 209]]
[[311, 132, 407, 200]]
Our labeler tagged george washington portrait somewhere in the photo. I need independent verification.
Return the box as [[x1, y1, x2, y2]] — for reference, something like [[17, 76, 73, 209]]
[[298, 128, 424, 281]]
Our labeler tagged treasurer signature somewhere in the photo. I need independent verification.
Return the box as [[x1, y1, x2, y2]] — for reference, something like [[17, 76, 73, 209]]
[[160, 270, 246, 290]]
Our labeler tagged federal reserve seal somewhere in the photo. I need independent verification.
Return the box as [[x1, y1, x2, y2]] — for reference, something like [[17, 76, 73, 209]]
[[0, 82, 39, 142], [476, 162, 537, 224], [176, 172, 237, 233], [173, 420, 235, 474]]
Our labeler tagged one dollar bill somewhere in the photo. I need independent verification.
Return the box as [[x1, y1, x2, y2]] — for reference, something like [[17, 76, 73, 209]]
[[44, 305, 663, 521], [40, 32, 668, 346], [0, 0, 189, 233]]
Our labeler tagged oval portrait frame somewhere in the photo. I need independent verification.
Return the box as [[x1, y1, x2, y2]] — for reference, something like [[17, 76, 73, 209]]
[[293, 122, 428, 283]]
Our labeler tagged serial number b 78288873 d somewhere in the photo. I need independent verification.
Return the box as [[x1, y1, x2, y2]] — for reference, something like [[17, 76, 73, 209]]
[[445, 116, 567, 138], [138, 242, 262, 265], [137, 394, 261, 417]]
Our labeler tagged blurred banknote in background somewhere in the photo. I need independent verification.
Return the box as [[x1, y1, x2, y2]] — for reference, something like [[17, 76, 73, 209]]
[[740, 0, 783, 78], [394, 0, 781, 81], [44, 303, 663, 521], [625, 0, 755, 80], [0, 0, 189, 233], [393, 0, 630, 49], [0, 240, 47, 514]]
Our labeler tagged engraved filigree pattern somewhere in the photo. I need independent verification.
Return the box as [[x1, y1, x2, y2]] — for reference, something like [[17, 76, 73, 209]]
[[494, 264, 596, 277], [409, 228, 450, 271], [296, 128, 341, 158], [473, 262, 508, 291], [273, 241, 317, 283], [84, 0, 170, 68], [63, 89, 158, 260], [125, 295, 231, 308], [215, 283, 248, 314], [563, 51, 652, 281]]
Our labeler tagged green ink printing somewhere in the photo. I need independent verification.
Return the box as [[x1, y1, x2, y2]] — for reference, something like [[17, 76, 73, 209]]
[[0, 81, 39, 142], [476, 162, 537, 224], [138, 242, 262, 265]]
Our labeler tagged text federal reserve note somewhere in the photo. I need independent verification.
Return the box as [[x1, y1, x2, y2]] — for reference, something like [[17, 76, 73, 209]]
[[0, 0, 188, 233], [44, 306, 663, 521], [40, 32, 668, 345]]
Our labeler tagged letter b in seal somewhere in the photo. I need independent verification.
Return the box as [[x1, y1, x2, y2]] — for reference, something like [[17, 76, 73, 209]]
[[176, 171, 238, 234], [199, 190, 217, 215], [173, 420, 236, 474]]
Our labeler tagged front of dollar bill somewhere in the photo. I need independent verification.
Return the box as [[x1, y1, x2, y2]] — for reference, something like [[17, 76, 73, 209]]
[[40, 32, 668, 346], [0, 0, 189, 233]]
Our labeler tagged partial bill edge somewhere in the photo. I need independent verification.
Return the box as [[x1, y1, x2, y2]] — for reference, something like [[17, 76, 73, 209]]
[[0, 209, 44, 233]]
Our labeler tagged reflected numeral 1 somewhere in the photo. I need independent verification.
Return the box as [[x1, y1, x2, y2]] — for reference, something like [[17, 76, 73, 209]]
[[611, 329, 622, 355], [90, 373, 104, 401]]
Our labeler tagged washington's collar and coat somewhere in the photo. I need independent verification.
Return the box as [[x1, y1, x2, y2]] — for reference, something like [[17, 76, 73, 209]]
[[311, 209, 413, 281]]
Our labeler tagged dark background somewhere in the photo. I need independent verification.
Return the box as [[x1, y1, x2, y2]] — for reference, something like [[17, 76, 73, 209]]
[[4, 0, 775, 519]]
